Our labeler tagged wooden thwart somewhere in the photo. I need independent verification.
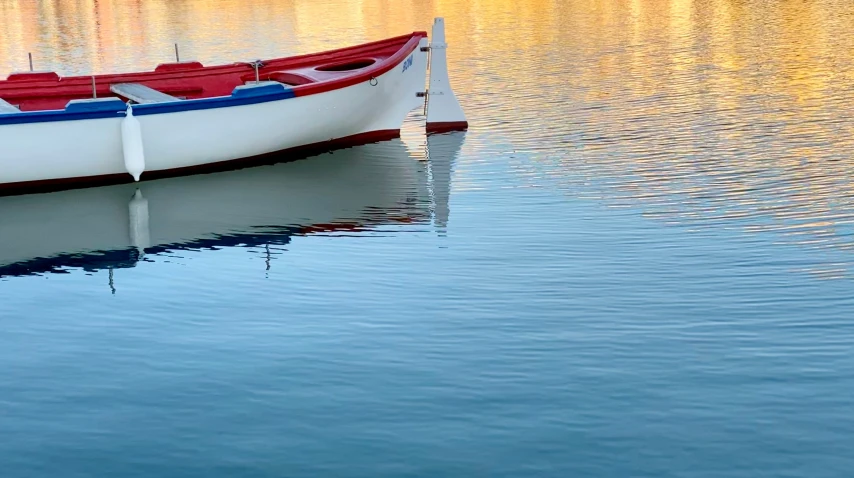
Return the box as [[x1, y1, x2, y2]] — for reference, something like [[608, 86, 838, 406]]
[[110, 83, 179, 104]]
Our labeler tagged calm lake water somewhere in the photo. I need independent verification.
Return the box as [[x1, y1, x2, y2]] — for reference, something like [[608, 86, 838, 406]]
[[2, 0, 854, 476]]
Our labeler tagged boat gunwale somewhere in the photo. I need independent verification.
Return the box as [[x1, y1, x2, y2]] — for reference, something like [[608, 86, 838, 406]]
[[0, 32, 426, 126]]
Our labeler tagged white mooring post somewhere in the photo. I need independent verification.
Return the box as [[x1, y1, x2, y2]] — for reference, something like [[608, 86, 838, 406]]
[[426, 17, 468, 134]]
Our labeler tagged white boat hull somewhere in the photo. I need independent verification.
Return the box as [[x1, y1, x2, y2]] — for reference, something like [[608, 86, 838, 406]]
[[0, 18, 468, 193], [0, 45, 428, 187]]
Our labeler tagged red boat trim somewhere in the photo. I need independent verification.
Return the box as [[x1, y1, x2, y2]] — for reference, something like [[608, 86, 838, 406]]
[[0, 129, 401, 197], [426, 121, 469, 135], [1, 32, 428, 112], [292, 34, 424, 97]]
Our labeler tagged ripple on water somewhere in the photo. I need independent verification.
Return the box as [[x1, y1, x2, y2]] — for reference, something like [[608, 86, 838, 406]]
[[1, 1, 854, 477]]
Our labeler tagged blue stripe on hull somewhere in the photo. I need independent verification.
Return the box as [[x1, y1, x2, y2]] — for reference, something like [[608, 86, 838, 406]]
[[0, 108, 126, 125], [0, 83, 296, 125], [134, 83, 296, 116]]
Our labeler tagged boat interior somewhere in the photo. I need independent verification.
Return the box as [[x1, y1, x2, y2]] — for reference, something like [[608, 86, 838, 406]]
[[0, 32, 425, 113]]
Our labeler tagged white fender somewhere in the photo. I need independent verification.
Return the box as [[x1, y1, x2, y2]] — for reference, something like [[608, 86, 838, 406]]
[[128, 189, 150, 254], [121, 104, 146, 181], [426, 17, 468, 134]]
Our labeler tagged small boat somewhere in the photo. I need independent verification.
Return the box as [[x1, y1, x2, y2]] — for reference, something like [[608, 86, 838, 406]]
[[0, 18, 467, 194]]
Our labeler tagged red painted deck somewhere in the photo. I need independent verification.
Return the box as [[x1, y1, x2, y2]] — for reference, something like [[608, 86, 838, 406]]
[[0, 32, 426, 112]]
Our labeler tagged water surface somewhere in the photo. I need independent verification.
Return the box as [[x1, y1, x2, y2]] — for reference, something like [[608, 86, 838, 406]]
[[1, 0, 854, 476]]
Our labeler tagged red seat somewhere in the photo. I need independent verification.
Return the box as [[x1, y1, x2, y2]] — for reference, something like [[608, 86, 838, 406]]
[[6, 71, 60, 82], [154, 62, 204, 73]]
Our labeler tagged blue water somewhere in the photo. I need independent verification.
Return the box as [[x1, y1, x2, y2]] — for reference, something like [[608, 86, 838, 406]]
[[2, 0, 854, 476]]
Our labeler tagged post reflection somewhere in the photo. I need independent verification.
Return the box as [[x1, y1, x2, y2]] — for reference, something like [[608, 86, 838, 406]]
[[426, 131, 465, 233]]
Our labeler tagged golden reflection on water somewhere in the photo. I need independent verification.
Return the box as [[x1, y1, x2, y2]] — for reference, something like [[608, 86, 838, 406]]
[[2, 0, 854, 278]]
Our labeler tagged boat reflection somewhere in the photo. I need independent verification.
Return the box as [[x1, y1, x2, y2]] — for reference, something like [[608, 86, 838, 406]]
[[0, 132, 465, 280]]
